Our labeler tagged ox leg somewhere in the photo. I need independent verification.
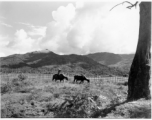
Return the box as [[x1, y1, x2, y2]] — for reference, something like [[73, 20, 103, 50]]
[[79, 80, 82, 84]]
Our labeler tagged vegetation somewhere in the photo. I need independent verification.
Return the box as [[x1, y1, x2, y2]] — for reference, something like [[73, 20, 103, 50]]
[[0, 51, 133, 76], [1, 73, 150, 118]]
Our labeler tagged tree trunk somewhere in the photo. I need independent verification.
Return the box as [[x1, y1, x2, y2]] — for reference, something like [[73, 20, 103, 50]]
[[127, 2, 151, 100]]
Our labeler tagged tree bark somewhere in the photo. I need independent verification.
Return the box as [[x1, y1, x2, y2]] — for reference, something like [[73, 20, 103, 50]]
[[127, 2, 151, 100]]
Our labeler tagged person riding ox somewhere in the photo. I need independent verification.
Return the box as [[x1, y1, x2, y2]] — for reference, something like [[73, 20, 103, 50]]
[[52, 69, 68, 82]]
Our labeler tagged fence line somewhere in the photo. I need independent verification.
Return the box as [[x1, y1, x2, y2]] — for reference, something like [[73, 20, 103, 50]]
[[0, 73, 128, 83]]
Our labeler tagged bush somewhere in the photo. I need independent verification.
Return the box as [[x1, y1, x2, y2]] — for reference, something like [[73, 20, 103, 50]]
[[12, 78, 20, 86], [10, 74, 33, 93], [1, 102, 25, 118], [0, 74, 27, 95], [1, 82, 12, 95], [45, 94, 100, 118], [1, 74, 31, 94], [18, 74, 27, 81]]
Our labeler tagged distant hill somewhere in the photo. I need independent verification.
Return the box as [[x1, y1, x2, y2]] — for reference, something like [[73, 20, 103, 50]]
[[120, 54, 135, 60], [86, 52, 134, 74], [0, 50, 124, 76], [86, 52, 122, 65], [0, 50, 103, 68], [110, 54, 134, 74]]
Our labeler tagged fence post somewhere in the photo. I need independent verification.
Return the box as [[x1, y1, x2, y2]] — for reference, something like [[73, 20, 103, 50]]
[[115, 76, 116, 83]]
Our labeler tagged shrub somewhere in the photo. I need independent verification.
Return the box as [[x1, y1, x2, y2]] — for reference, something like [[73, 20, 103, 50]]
[[53, 93, 60, 99], [10, 74, 32, 93], [1, 102, 25, 118], [12, 78, 20, 86], [0, 74, 28, 95], [18, 74, 27, 81], [45, 94, 100, 118], [1, 82, 12, 95]]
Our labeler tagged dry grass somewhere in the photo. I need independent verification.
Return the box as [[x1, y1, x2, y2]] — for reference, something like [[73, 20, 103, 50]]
[[1, 73, 150, 118]]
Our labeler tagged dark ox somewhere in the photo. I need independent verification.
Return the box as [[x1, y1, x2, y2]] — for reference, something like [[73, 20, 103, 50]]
[[52, 74, 68, 82], [73, 75, 90, 83]]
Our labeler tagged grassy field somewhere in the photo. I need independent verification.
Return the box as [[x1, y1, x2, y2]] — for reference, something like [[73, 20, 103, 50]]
[[0, 73, 151, 118]]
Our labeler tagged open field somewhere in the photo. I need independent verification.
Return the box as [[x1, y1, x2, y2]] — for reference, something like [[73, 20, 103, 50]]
[[1, 73, 150, 118]]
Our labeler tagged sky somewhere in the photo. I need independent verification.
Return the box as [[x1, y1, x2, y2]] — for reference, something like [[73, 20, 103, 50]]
[[0, 0, 140, 57]]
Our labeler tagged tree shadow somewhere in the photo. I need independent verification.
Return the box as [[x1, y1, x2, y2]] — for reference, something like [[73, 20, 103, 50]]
[[90, 100, 129, 118]]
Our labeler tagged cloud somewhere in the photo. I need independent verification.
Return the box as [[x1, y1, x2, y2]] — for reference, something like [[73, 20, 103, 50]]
[[18, 22, 46, 37], [76, 1, 84, 9], [6, 29, 41, 54], [0, 21, 12, 27], [0, 35, 13, 57], [0, 22, 46, 57], [0, 16, 6, 19], [27, 26, 46, 38], [0, 2, 140, 57], [39, 3, 76, 54], [40, 2, 139, 55]]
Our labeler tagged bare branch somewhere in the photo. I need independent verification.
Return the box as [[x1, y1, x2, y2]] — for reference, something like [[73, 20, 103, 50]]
[[126, 1, 138, 9], [110, 1, 126, 11], [110, 1, 138, 11]]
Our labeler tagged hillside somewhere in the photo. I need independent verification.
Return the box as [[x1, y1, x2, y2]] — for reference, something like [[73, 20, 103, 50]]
[[86, 52, 122, 65], [0, 50, 105, 69], [86, 52, 134, 66], [86, 52, 134, 74], [110, 54, 134, 74], [0, 50, 123, 76], [120, 54, 135, 60], [109, 57, 133, 74]]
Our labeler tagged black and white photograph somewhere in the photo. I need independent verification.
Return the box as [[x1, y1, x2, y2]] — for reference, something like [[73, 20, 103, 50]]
[[0, 0, 151, 118]]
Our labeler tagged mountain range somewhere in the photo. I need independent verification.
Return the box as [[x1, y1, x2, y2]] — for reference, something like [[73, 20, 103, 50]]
[[86, 52, 134, 73], [0, 49, 134, 76]]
